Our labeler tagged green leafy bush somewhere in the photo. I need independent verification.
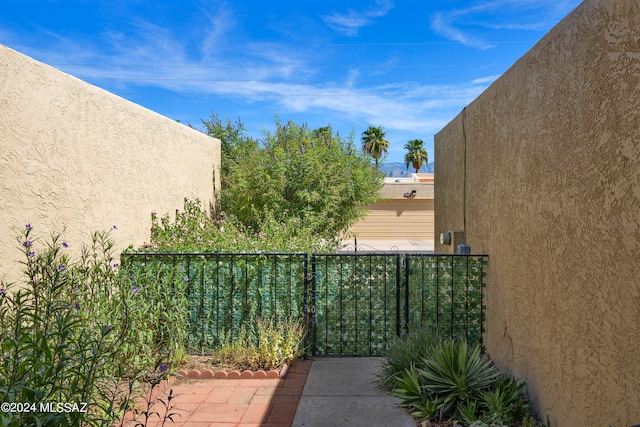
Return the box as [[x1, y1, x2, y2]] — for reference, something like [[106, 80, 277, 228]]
[[145, 198, 340, 253], [202, 115, 383, 240]]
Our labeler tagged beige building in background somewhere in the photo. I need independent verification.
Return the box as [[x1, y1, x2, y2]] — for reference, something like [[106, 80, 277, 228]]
[[435, 0, 640, 425], [345, 173, 434, 252], [0, 44, 220, 282]]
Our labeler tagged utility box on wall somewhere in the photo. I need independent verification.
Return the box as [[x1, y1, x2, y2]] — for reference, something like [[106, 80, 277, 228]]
[[439, 230, 466, 254]]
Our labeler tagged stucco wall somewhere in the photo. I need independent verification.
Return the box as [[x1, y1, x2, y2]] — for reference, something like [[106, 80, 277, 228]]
[[1, 44, 220, 282], [435, 0, 640, 426]]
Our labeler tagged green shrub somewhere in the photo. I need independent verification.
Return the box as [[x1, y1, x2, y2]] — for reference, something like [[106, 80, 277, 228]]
[[144, 198, 340, 253], [210, 316, 304, 371], [418, 339, 501, 418], [387, 333, 536, 426], [479, 377, 529, 424], [0, 225, 185, 426], [391, 365, 441, 421], [377, 325, 441, 391]]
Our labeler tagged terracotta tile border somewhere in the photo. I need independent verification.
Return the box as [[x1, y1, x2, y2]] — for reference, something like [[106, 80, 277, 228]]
[[176, 363, 290, 380]]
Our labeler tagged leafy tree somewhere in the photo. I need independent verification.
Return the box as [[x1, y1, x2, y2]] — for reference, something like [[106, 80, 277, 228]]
[[361, 125, 389, 167], [404, 139, 428, 173], [201, 116, 383, 243], [200, 112, 257, 182]]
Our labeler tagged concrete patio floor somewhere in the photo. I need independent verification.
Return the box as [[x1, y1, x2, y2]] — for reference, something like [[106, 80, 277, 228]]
[[292, 358, 415, 427]]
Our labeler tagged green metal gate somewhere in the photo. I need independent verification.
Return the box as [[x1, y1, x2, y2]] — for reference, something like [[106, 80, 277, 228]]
[[307, 253, 486, 356]]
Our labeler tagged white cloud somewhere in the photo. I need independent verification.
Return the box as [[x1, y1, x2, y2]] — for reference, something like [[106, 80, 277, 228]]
[[366, 0, 395, 18], [198, 3, 236, 59], [430, 12, 496, 50], [4, 1, 499, 155], [322, 0, 395, 36], [430, 1, 582, 49]]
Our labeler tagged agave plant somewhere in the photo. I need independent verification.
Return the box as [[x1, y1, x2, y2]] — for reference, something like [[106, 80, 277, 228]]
[[377, 325, 441, 391], [418, 340, 501, 418], [391, 365, 440, 420], [480, 376, 529, 424]]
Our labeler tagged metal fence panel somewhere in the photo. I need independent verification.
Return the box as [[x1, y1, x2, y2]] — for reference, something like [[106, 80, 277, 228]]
[[121, 252, 487, 356], [311, 254, 401, 356]]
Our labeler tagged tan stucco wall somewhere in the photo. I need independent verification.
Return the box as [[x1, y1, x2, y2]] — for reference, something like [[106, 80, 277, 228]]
[[1, 44, 220, 282], [435, 0, 640, 425], [380, 181, 434, 200]]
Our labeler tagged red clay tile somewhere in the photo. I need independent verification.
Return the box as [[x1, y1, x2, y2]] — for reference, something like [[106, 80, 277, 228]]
[[237, 379, 280, 387], [240, 424, 290, 427], [213, 371, 227, 379], [200, 370, 214, 378], [240, 370, 253, 379], [187, 403, 248, 423], [251, 393, 299, 404], [227, 370, 241, 379], [203, 387, 236, 404], [279, 364, 290, 378], [265, 402, 298, 424], [181, 422, 220, 427], [148, 359, 311, 426], [253, 370, 267, 379], [228, 387, 257, 404], [187, 369, 201, 378], [274, 383, 305, 395], [239, 402, 272, 423]]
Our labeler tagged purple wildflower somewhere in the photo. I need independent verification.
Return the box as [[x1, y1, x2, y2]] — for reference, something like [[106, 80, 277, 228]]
[[23, 241, 31, 248], [112, 225, 118, 230], [62, 242, 69, 248], [25, 224, 32, 231], [28, 252, 35, 257], [132, 286, 139, 293], [72, 286, 79, 293], [112, 263, 119, 268], [73, 302, 80, 311], [158, 363, 168, 373], [0, 288, 4, 296], [104, 325, 112, 334], [58, 265, 67, 272], [184, 276, 189, 281]]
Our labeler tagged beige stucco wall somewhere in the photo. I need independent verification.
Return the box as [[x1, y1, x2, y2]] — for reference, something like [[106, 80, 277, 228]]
[[1, 44, 220, 282], [435, 0, 640, 425]]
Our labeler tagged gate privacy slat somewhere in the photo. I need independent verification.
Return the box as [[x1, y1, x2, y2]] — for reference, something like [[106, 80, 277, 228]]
[[121, 252, 487, 356]]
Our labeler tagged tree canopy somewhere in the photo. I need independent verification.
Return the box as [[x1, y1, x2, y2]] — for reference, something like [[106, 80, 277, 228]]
[[202, 114, 384, 244], [361, 126, 389, 167], [404, 139, 428, 173]]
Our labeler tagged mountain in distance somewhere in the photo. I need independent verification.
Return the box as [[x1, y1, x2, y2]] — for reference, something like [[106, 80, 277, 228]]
[[379, 162, 434, 177]]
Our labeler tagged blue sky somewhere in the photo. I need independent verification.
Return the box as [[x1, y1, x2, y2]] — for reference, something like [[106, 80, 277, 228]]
[[1, 0, 582, 164]]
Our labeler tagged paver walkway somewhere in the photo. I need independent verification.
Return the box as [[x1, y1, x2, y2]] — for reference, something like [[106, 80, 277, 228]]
[[127, 360, 312, 427], [123, 358, 414, 427]]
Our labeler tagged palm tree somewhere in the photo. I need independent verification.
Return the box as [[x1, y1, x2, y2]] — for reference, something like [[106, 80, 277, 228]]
[[404, 139, 428, 173], [361, 126, 389, 167]]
